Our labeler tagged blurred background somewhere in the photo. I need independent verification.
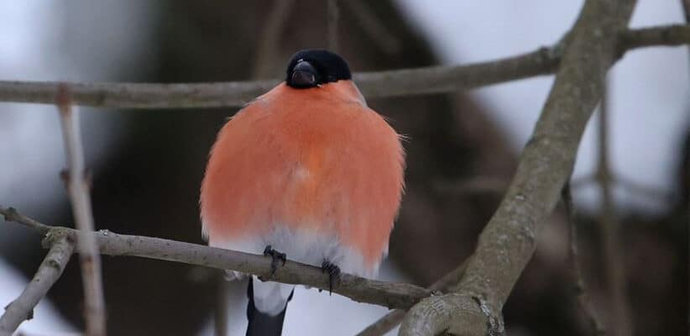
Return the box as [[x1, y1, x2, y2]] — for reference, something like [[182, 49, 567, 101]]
[[0, 1, 687, 335]]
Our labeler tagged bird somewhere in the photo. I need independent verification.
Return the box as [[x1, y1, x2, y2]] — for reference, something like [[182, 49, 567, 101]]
[[200, 49, 405, 336]]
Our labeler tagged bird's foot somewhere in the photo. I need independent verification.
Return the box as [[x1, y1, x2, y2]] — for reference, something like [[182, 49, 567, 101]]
[[261, 245, 287, 280], [321, 260, 341, 295]]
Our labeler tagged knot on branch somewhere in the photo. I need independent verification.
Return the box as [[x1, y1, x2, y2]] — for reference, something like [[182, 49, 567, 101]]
[[41, 228, 75, 249]]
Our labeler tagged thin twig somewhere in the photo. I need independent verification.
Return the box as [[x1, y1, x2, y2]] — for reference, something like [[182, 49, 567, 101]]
[[0, 207, 51, 234], [0, 26, 686, 109], [680, 5, 690, 332], [0, 207, 432, 310], [327, 0, 339, 52], [0, 237, 74, 336], [562, 184, 605, 335], [356, 259, 469, 336], [597, 79, 632, 336], [56, 86, 107, 336]]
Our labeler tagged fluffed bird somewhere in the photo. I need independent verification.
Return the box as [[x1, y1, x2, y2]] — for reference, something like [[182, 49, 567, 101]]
[[200, 49, 405, 336]]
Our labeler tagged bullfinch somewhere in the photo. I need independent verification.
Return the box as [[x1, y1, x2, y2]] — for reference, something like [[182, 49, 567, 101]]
[[200, 49, 405, 336]]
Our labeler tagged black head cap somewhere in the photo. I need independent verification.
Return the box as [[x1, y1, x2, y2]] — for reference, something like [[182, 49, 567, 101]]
[[285, 49, 352, 89]]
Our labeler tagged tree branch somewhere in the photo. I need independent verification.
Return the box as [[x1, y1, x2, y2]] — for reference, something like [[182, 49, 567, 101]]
[[0, 237, 74, 336], [0, 207, 51, 234], [56, 86, 107, 336], [620, 24, 690, 49], [597, 79, 632, 336], [0, 26, 685, 109], [562, 184, 605, 335], [681, 0, 690, 23], [0, 206, 432, 310], [398, 0, 638, 335], [356, 259, 469, 336]]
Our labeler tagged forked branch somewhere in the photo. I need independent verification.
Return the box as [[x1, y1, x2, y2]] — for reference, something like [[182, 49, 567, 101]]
[[0, 237, 74, 336]]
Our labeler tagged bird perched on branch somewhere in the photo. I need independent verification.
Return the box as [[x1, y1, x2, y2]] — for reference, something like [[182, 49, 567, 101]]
[[200, 49, 405, 336]]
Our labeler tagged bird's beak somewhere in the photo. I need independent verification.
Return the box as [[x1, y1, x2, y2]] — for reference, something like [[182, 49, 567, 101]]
[[291, 61, 318, 88]]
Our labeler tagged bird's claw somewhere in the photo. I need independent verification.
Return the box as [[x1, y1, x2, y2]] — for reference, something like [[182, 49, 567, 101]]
[[263, 245, 287, 278], [321, 260, 341, 295]]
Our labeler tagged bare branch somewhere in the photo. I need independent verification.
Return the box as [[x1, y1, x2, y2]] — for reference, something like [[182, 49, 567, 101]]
[[562, 184, 605, 335], [0, 26, 686, 109], [620, 24, 690, 49], [597, 80, 632, 336], [0, 207, 51, 234], [56, 86, 107, 336], [399, 0, 638, 335], [0, 207, 432, 310], [357, 310, 405, 336], [0, 237, 74, 336], [356, 259, 469, 336]]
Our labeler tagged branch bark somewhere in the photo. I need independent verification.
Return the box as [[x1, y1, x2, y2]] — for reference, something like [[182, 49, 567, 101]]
[[0, 207, 431, 310], [57, 86, 107, 336], [0, 237, 74, 336], [398, 0, 638, 335], [0, 26, 685, 109], [356, 259, 469, 336], [621, 24, 690, 49]]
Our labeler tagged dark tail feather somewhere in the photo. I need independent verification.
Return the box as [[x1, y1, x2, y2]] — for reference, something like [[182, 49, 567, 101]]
[[246, 278, 293, 336]]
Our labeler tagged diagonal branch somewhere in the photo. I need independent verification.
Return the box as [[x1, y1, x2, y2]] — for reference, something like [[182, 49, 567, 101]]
[[57, 86, 107, 336], [0, 206, 431, 310], [0, 25, 686, 109], [398, 0, 638, 335], [355, 259, 469, 336], [0, 237, 74, 336]]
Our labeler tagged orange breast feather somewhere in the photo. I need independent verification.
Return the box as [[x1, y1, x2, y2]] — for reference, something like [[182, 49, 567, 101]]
[[200, 81, 404, 266]]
